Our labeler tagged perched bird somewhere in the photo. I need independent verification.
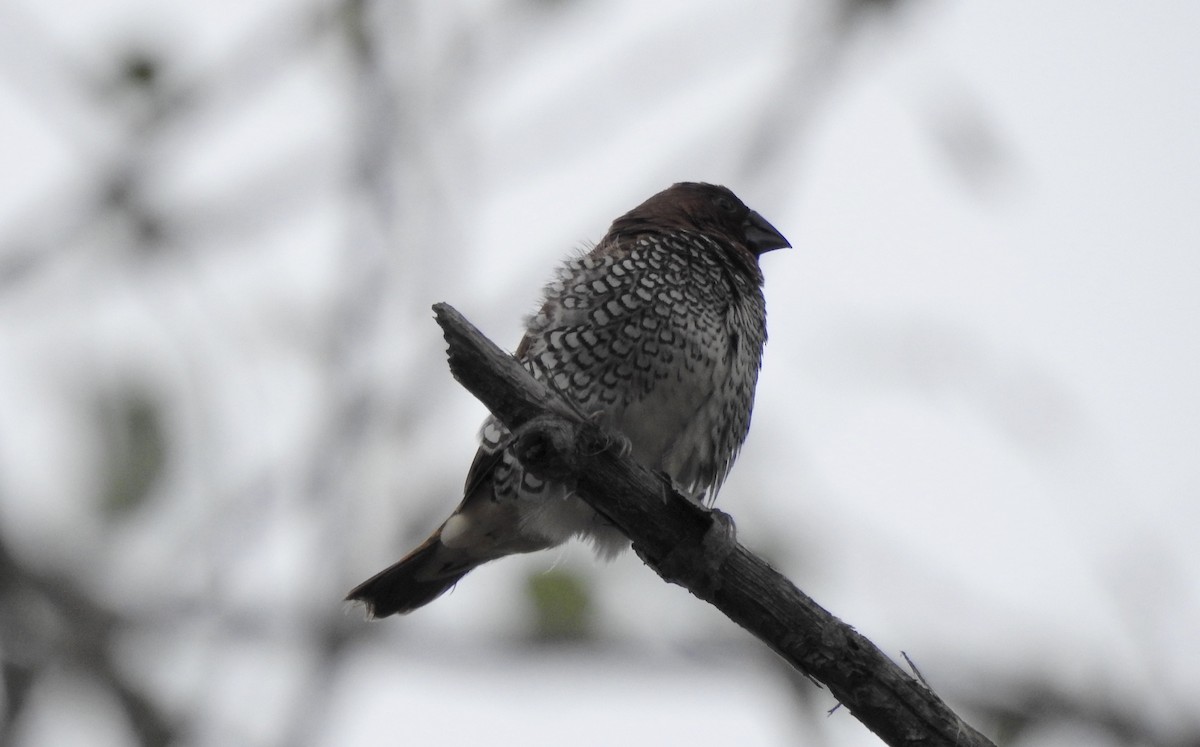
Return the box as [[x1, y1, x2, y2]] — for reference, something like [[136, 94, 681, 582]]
[[347, 182, 789, 617]]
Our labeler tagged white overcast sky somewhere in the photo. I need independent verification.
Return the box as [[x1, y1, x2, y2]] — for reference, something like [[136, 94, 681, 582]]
[[1, 1, 1198, 746]]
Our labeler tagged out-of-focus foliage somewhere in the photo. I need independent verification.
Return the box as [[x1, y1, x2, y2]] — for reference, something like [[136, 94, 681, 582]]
[[0, 1, 1196, 746], [525, 569, 594, 643], [97, 387, 168, 517]]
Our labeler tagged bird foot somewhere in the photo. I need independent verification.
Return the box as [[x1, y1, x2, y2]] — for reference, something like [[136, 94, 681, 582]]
[[513, 415, 581, 482], [602, 429, 633, 459], [579, 410, 632, 459], [704, 508, 738, 554], [653, 507, 737, 596]]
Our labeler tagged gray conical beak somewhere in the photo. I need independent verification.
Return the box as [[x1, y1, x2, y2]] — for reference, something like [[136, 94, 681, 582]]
[[743, 210, 791, 255]]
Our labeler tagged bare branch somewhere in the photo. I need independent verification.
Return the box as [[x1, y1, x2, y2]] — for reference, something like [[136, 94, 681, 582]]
[[433, 301, 995, 747]]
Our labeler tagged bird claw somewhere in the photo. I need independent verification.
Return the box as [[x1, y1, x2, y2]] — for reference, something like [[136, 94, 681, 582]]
[[604, 430, 633, 459], [581, 410, 631, 459], [513, 415, 580, 482], [653, 507, 737, 595], [704, 508, 738, 553]]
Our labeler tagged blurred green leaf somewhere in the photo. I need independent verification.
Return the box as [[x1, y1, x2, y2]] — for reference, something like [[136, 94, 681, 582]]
[[97, 388, 167, 518], [121, 51, 160, 90], [525, 568, 593, 643]]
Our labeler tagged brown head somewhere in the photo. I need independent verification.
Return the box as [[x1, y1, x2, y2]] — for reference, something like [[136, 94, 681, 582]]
[[607, 182, 791, 262]]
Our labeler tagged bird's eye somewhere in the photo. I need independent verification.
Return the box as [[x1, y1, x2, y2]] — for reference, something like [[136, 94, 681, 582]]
[[714, 196, 737, 214]]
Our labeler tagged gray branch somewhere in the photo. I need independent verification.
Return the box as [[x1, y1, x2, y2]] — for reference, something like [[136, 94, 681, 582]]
[[433, 302, 995, 747]]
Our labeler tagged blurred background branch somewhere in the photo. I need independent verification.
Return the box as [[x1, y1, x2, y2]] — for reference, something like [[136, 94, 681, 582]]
[[1, 1, 1197, 746]]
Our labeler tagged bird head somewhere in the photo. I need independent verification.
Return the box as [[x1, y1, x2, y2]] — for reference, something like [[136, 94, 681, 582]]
[[611, 182, 791, 258]]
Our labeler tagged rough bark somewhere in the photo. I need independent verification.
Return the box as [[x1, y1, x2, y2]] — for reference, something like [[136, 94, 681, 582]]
[[433, 302, 996, 747]]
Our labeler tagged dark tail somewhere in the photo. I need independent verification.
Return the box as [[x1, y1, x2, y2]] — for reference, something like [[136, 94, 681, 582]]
[[346, 530, 481, 618]]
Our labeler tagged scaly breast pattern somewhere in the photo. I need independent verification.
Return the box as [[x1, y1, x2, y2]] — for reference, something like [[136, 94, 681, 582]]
[[478, 232, 766, 550]]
